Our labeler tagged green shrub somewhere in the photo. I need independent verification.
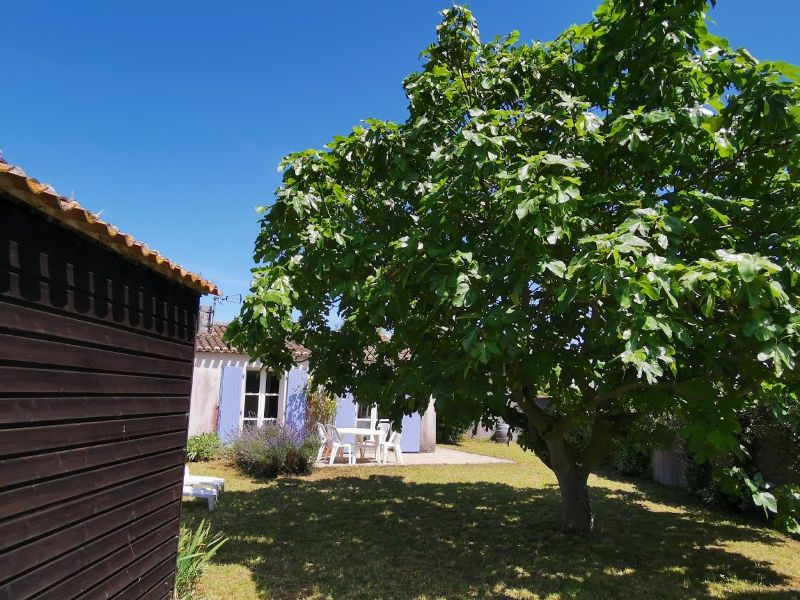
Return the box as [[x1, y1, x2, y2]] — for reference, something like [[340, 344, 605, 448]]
[[186, 433, 224, 462], [175, 519, 226, 599], [773, 484, 800, 534], [609, 440, 653, 477], [557, 415, 679, 479], [607, 417, 675, 477], [231, 423, 318, 479], [738, 405, 800, 485], [683, 406, 800, 533], [683, 453, 739, 508], [436, 413, 474, 445]]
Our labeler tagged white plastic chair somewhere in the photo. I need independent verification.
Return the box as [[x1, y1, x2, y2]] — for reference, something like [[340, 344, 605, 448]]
[[327, 425, 355, 465], [184, 466, 225, 491], [380, 430, 404, 464], [182, 484, 218, 511], [358, 420, 391, 461], [315, 422, 330, 462]]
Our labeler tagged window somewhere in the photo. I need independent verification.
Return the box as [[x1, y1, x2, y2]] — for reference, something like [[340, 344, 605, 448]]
[[242, 369, 281, 428], [243, 371, 260, 425], [355, 403, 377, 429]]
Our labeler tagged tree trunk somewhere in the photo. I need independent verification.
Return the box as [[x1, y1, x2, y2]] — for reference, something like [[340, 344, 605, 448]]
[[556, 471, 593, 535], [513, 389, 614, 535], [542, 431, 596, 535]]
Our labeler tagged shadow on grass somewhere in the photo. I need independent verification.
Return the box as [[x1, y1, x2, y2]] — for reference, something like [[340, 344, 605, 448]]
[[183, 474, 792, 599]]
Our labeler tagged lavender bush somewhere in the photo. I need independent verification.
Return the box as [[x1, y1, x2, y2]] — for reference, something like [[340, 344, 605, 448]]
[[231, 422, 318, 478]]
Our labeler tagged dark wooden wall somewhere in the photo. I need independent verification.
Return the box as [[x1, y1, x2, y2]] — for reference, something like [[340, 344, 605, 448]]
[[0, 195, 200, 599]]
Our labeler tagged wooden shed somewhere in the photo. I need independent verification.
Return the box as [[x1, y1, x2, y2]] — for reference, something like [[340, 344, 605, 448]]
[[0, 161, 219, 599]]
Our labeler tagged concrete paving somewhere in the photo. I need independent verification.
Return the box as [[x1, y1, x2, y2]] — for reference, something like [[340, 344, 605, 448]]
[[318, 446, 512, 467]]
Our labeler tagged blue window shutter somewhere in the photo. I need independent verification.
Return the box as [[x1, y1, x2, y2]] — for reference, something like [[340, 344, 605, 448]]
[[400, 413, 421, 452], [284, 367, 308, 431], [334, 393, 357, 428], [217, 365, 243, 443]]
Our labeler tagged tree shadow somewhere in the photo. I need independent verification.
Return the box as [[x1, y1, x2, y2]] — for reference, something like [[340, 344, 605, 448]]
[[725, 594, 799, 599], [183, 474, 795, 599]]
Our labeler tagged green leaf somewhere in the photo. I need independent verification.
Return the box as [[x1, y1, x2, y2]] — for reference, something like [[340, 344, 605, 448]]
[[762, 491, 778, 514], [737, 257, 756, 282], [713, 130, 735, 157], [638, 279, 659, 301], [662, 216, 685, 235], [705, 206, 730, 225], [543, 260, 567, 278], [642, 109, 673, 124], [768, 60, 800, 81], [643, 316, 659, 331], [541, 153, 589, 170], [769, 280, 788, 303], [454, 274, 471, 307], [702, 294, 715, 317]]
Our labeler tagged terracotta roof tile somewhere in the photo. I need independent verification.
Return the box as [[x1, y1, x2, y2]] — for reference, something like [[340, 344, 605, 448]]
[[365, 331, 411, 363], [195, 323, 311, 361], [0, 160, 219, 296]]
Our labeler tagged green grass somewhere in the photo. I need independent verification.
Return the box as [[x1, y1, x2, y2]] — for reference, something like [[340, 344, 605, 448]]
[[182, 440, 800, 599]]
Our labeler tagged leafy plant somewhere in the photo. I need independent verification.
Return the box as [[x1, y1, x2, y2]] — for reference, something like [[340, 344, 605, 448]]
[[607, 415, 679, 477], [303, 375, 338, 429], [175, 519, 226, 599], [436, 413, 473, 445], [773, 484, 800, 534], [227, 0, 800, 535], [231, 422, 318, 479], [608, 441, 652, 478], [738, 403, 800, 482], [186, 433, 224, 462], [685, 402, 800, 534], [701, 468, 800, 535]]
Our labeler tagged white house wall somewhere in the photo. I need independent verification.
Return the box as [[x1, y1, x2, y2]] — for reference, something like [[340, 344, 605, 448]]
[[189, 352, 307, 436], [188, 352, 435, 451], [189, 352, 248, 435]]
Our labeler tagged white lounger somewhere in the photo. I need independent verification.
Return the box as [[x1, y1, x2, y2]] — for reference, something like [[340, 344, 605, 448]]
[[182, 484, 218, 511], [184, 466, 225, 491]]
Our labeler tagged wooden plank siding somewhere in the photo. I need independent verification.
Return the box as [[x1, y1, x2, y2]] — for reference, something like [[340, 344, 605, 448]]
[[0, 195, 201, 599]]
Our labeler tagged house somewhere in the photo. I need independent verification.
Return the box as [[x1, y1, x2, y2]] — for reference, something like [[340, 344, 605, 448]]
[[189, 316, 436, 453], [0, 160, 218, 597]]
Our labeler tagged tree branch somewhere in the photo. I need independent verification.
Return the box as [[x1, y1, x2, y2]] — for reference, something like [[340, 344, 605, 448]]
[[512, 387, 552, 433], [579, 415, 617, 476], [592, 380, 648, 408]]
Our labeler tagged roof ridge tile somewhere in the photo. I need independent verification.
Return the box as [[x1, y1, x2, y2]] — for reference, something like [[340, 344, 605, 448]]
[[0, 161, 219, 296]]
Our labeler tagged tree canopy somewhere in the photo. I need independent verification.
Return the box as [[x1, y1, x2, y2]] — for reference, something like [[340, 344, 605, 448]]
[[228, 0, 800, 533]]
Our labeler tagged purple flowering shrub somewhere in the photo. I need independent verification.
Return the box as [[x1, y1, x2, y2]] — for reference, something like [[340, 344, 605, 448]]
[[231, 422, 319, 478]]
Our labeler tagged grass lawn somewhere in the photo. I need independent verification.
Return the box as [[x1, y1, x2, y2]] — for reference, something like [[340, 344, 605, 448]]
[[182, 440, 800, 599]]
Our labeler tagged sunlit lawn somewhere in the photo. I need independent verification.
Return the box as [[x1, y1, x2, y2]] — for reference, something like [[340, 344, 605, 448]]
[[183, 439, 800, 599]]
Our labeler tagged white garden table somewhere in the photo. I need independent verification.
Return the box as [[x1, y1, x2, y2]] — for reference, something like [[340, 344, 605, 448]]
[[335, 427, 385, 463]]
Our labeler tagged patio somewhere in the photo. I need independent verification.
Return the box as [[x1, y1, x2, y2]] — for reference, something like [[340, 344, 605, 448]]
[[319, 445, 512, 467], [318, 420, 513, 467]]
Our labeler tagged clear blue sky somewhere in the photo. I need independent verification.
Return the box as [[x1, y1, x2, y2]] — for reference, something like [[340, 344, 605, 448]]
[[3, 1, 799, 321]]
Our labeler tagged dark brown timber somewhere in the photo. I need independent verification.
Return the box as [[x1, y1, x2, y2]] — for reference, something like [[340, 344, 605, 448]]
[[0, 194, 202, 598]]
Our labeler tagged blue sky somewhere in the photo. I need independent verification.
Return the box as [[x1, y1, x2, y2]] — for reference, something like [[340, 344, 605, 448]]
[[3, 1, 799, 321]]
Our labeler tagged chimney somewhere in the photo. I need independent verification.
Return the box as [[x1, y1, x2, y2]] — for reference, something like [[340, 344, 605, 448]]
[[198, 305, 214, 334]]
